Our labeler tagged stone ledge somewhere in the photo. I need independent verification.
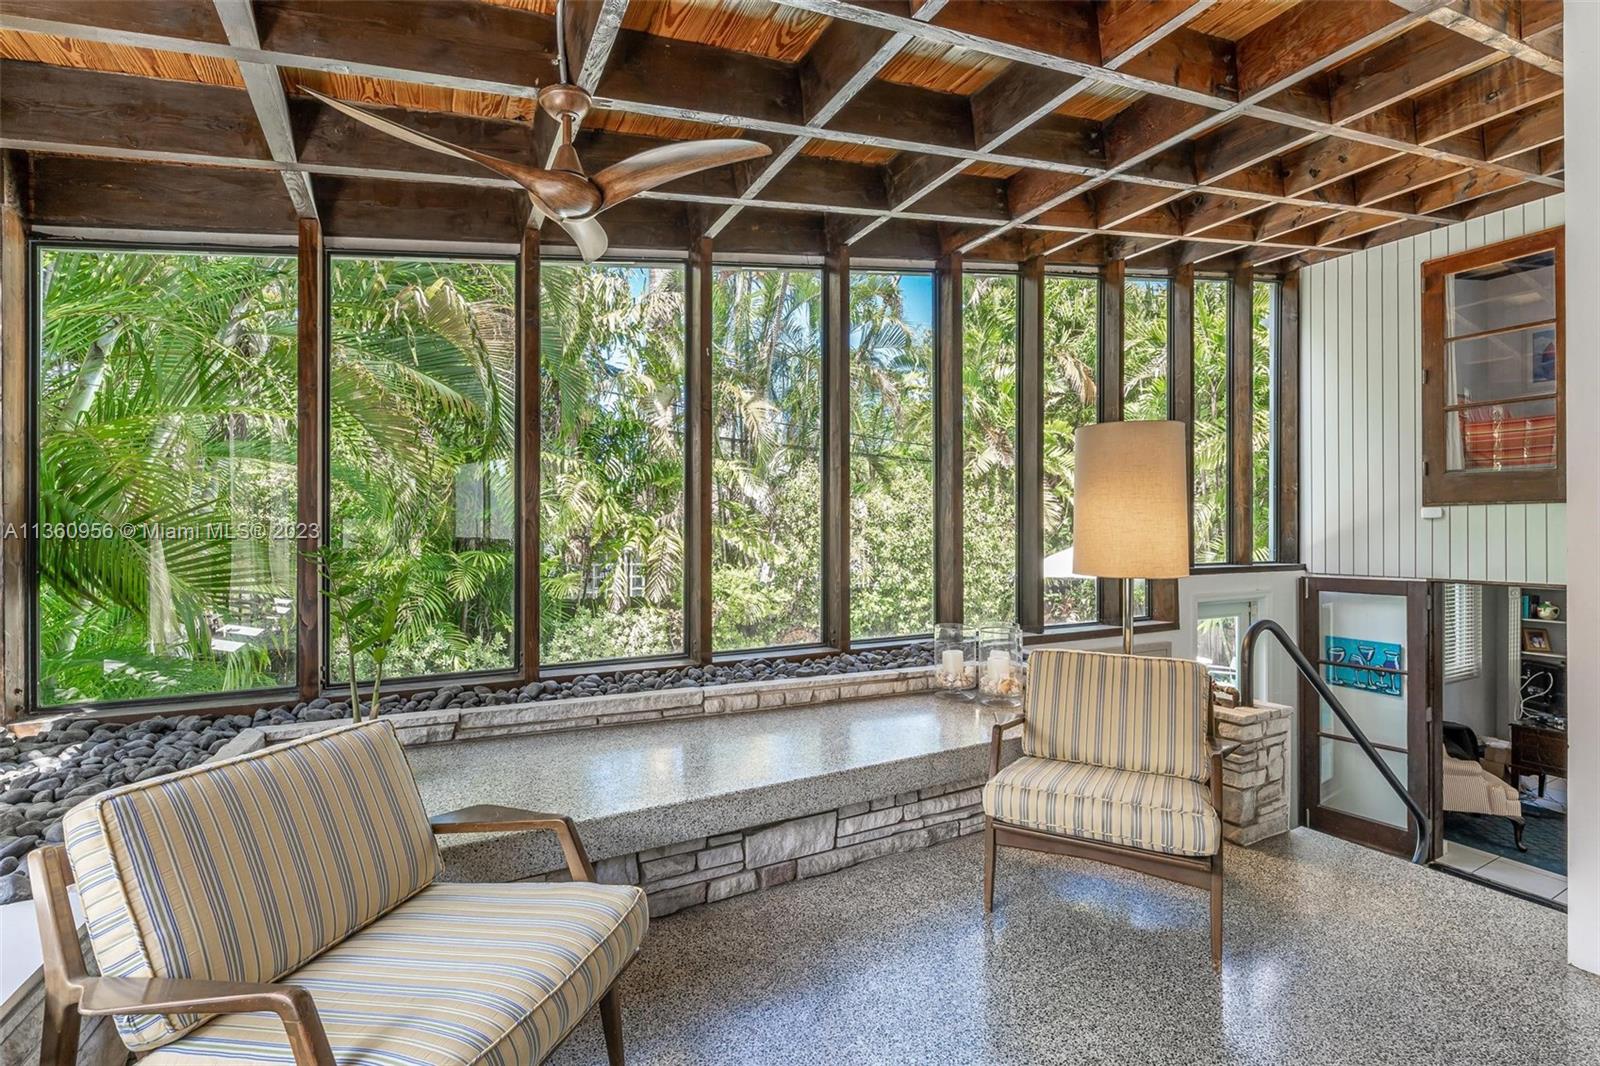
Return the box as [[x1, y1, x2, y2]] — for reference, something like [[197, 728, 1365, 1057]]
[[526, 774, 989, 918], [256, 665, 937, 749]]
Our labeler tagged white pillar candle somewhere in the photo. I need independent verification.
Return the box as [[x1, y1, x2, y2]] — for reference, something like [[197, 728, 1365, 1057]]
[[941, 648, 965, 676], [987, 649, 1010, 675]]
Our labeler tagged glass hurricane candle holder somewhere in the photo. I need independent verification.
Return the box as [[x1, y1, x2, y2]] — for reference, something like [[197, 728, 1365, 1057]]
[[933, 622, 977, 701], [976, 623, 1025, 707]]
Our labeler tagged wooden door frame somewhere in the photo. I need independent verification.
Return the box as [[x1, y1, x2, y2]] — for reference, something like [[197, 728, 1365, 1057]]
[[1298, 575, 1438, 859]]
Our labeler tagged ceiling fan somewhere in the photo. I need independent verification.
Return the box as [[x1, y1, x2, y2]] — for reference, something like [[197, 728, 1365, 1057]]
[[301, 0, 771, 262]]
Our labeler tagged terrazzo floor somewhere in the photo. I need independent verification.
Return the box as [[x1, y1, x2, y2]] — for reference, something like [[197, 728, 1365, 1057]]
[[548, 828, 1600, 1066]]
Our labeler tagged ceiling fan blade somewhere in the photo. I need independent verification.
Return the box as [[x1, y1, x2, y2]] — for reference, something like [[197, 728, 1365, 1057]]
[[301, 87, 601, 217], [593, 139, 773, 209], [558, 214, 610, 262]]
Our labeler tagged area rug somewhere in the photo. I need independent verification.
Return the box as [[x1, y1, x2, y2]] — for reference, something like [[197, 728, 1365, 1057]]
[[1444, 805, 1566, 875]]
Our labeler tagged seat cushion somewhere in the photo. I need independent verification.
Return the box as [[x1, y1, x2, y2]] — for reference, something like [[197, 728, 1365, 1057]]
[[984, 756, 1220, 857], [62, 721, 439, 1052], [1023, 649, 1211, 784], [141, 880, 649, 1066]]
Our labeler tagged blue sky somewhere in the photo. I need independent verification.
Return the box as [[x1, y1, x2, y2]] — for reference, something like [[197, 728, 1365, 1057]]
[[897, 273, 933, 333]]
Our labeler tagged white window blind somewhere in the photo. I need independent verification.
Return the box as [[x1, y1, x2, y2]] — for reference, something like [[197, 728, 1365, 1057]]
[[1443, 584, 1481, 683]]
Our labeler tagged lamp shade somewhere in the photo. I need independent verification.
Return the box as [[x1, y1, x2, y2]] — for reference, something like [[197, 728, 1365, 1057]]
[[1072, 420, 1189, 579]]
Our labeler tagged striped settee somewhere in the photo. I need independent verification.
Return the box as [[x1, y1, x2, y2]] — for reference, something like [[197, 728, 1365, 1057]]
[[981, 649, 1232, 967], [32, 721, 647, 1066]]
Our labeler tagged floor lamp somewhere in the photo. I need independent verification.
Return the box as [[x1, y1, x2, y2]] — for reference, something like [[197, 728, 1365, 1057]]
[[1072, 421, 1190, 654]]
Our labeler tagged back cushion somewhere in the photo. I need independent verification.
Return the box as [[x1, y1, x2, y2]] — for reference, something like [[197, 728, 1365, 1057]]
[[1023, 649, 1211, 783], [62, 720, 439, 1052]]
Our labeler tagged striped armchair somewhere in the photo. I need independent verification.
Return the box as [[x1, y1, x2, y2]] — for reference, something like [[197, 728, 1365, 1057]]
[[982, 649, 1236, 968], [30, 721, 647, 1066]]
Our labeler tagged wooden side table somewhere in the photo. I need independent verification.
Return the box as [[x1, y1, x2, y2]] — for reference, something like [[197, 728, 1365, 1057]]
[[1510, 721, 1566, 796]]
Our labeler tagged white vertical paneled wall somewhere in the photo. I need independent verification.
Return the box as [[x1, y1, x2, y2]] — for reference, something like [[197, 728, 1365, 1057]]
[[1300, 195, 1566, 584]]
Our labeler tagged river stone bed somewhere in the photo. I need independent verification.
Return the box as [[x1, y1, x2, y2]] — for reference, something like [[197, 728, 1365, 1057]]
[[0, 644, 934, 905]]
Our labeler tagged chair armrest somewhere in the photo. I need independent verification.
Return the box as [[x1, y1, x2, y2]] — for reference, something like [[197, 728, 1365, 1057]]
[[990, 715, 1025, 777], [78, 977, 334, 1066], [430, 803, 596, 882], [1207, 740, 1241, 813]]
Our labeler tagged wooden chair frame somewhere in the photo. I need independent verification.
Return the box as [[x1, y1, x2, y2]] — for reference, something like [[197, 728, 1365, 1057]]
[[31, 804, 629, 1066], [982, 696, 1240, 970]]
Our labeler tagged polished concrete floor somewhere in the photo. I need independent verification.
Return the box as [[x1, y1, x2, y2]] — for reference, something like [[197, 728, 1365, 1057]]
[[549, 828, 1600, 1066]]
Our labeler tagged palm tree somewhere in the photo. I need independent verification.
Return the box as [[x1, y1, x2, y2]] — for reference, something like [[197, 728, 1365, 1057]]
[[37, 250, 298, 704]]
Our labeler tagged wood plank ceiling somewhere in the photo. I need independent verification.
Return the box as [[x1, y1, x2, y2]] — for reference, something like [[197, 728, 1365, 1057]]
[[0, 0, 1565, 271]]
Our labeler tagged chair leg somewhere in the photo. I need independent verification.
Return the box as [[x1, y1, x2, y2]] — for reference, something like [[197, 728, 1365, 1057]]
[[1210, 853, 1224, 972], [37, 996, 79, 1066], [1513, 818, 1528, 852], [599, 984, 624, 1066], [983, 818, 997, 913]]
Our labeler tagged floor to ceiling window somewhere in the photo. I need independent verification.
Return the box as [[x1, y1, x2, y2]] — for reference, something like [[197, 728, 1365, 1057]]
[[328, 256, 517, 681], [849, 270, 935, 639], [35, 248, 298, 706], [1252, 280, 1278, 560], [962, 272, 1018, 625], [711, 266, 823, 651], [540, 261, 686, 663], [1124, 276, 1171, 616], [1124, 277, 1171, 421], [1193, 277, 1230, 564], [1042, 274, 1099, 625]]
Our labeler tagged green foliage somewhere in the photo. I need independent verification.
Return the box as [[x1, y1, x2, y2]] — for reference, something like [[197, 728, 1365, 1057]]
[[36, 250, 299, 705], [36, 250, 1277, 708]]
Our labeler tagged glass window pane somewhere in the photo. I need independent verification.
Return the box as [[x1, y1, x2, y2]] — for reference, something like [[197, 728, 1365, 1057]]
[[1447, 397, 1558, 472], [1319, 738, 1410, 829], [962, 273, 1017, 625], [1042, 275, 1098, 624], [1446, 251, 1555, 337], [37, 249, 298, 706], [850, 271, 934, 639], [1446, 326, 1558, 406], [711, 267, 823, 651], [1193, 278, 1229, 564], [1252, 280, 1276, 561], [1124, 278, 1169, 420], [540, 262, 685, 663], [329, 257, 516, 681]]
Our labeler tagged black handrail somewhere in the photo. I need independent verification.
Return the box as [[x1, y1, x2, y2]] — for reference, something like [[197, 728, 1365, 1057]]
[[1239, 618, 1429, 864]]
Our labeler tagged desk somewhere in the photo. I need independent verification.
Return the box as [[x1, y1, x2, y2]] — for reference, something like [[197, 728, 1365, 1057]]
[[1510, 721, 1566, 796]]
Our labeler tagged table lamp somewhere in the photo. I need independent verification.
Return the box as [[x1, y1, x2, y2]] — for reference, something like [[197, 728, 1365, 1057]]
[[1072, 420, 1190, 654]]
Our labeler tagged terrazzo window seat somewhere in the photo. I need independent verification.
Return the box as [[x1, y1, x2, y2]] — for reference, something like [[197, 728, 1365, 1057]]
[[406, 696, 1016, 898]]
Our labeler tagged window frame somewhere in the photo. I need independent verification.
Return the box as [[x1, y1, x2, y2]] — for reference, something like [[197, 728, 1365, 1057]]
[[846, 265, 940, 643], [28, 239, 306, 714], [326, 249, 523, 686], [9, 236, 1307, 719], [537, 253, 691, 668], [1442, 583, 1482, 684], [1421, 226, 1565, 506], [706, 262, 828, 655]]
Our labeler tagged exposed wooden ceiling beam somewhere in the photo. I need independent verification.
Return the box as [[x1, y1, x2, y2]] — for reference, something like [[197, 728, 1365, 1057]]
[[969, 0, 1448, 257], [0, 55, 1509, 271], [562, 0, 628, 93], [1327, 20, 1502, 124], [211, 0, 314, 219], [3, 1, 1559, 221], [1481, 97, 1562, 159], [0, 1, 1564, 273], [1096, 0, 1218, 64], [705, 2, 946, 238], [1398, 0, 1564, 74], [1412, 57, 1563, 144]]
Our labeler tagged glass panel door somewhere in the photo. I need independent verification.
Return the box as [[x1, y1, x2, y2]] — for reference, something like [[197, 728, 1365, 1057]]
[[1300, 577, 1435, 858]]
